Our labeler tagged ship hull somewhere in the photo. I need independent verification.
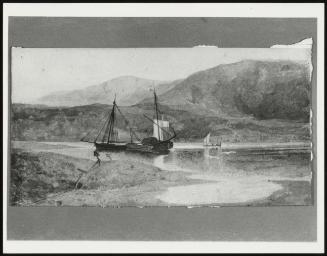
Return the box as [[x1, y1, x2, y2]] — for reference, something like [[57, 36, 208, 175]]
[[94, 142, 127, 152], [126, 140, 173, 155]]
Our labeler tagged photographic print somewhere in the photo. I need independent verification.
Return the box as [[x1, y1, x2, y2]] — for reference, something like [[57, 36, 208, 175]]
[[4, 3, 325, 253], [10, 44, 313, 207]]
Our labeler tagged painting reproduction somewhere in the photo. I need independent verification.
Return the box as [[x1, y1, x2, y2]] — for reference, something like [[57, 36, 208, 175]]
[[10, 43, 313, 207]]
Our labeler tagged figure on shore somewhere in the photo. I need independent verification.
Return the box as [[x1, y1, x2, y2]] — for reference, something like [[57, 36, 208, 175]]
[[94, 150, 101, 166]]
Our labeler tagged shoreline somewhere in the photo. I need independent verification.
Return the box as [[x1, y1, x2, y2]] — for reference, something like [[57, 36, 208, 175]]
[[13, 140, 311, 148], [10, 141, 312, 207], [10, 148, 211, 207]]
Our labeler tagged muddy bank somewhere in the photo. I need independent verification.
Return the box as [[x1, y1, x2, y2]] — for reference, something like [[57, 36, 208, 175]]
[[10, 141, 312, 207], [10, 149, 203, 206], [250, 180, 312, 206]]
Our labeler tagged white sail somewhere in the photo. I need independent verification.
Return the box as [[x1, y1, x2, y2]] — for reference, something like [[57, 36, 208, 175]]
[[153, 119, 169, 140], [203, 133, 211, 146]]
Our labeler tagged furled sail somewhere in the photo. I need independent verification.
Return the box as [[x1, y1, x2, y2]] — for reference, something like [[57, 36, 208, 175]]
[[203, 133, 211, 146]]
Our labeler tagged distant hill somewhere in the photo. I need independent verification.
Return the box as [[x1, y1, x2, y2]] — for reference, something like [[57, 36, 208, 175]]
[[35, 76, 180, 107], [142, 60, 311, 120], [11, 103, 310, 143], [12, 59, 311, 143], [35, 60, 311, 121]]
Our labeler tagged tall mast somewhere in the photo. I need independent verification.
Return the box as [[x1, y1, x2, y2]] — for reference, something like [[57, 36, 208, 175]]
[[107, 96, 116, 143], [154, 89, 161, 141], [130, 128, 133, 143]]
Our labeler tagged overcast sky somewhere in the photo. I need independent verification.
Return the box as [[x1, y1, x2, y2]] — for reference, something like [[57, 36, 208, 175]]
[[12, 47, 311, 103]]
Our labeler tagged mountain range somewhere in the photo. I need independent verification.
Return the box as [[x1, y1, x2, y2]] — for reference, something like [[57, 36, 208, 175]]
[[13, 59, 311, 142], [36, 76, 180, 107], [148, 60, 311, 120], [36, 59, 311, 120]]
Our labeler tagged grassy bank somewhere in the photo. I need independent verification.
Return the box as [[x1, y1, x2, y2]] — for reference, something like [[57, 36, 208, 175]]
[[10, 149, 90, 205], [10, 149, 200, 206]]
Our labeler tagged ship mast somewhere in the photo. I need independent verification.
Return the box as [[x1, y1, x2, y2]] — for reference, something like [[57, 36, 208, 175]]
[[108, 98, 116, 143], [84, 96, 140, 144], [154, 89, 161, 141], [101, 96, 116, 144]]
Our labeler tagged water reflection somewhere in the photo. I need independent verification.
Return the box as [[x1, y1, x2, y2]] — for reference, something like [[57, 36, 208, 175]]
[[158, 147, 311, 181], [36, 141, 311, 205], [37, 141, 311, 181], [155, 147, 311, 205]]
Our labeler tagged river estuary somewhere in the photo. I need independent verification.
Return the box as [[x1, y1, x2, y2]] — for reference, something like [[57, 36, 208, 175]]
[[14, 141, 312, 206]]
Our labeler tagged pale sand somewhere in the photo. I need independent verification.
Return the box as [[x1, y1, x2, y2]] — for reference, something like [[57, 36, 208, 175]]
[[156, 180, 283, 205]]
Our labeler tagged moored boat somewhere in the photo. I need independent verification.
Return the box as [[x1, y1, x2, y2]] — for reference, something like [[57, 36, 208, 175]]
[[126, 90, 176, 155], [203, 133, 221, 147], [94, 142, 127, 151], [81, 97, 130, 151], [126, 138, 173, 154], [81, 91, 176, 155]]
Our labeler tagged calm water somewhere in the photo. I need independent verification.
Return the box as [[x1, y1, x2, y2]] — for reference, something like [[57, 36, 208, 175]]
[[15, 141, 312, 205], [155, 146, 311, 205]]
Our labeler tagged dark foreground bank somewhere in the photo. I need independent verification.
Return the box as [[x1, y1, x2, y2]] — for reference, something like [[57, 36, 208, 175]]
[[10, 149, 203, 206]]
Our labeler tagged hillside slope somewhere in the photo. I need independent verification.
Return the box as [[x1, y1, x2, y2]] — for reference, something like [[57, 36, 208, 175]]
[[13, 60, 311, 142], [143, 60, 311, 120], [36, 76, 179, 107]]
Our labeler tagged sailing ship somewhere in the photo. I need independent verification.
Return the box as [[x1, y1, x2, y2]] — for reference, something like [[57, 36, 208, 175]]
[[203, 132, 221, 147], [125, 90, 176, 154], [81, 91, 176, 154], [81, 97, 131, 151]]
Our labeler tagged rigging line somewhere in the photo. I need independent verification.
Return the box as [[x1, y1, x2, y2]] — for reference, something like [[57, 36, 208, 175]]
[[102, 111, 113, 143], [96, 104, 116, 143], [111, 100, 117, 142], [107, 104, 115, 143], [106, 98, 117, 143], [154, 90, 161, 141], [95, 112, 111, 143], [81, 113, 108, 142], [115, 105, 141, 141]]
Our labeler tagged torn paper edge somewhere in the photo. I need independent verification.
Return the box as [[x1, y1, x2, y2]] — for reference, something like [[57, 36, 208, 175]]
[[270, 37, 313, 49], [271, 38, 313, 161]]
